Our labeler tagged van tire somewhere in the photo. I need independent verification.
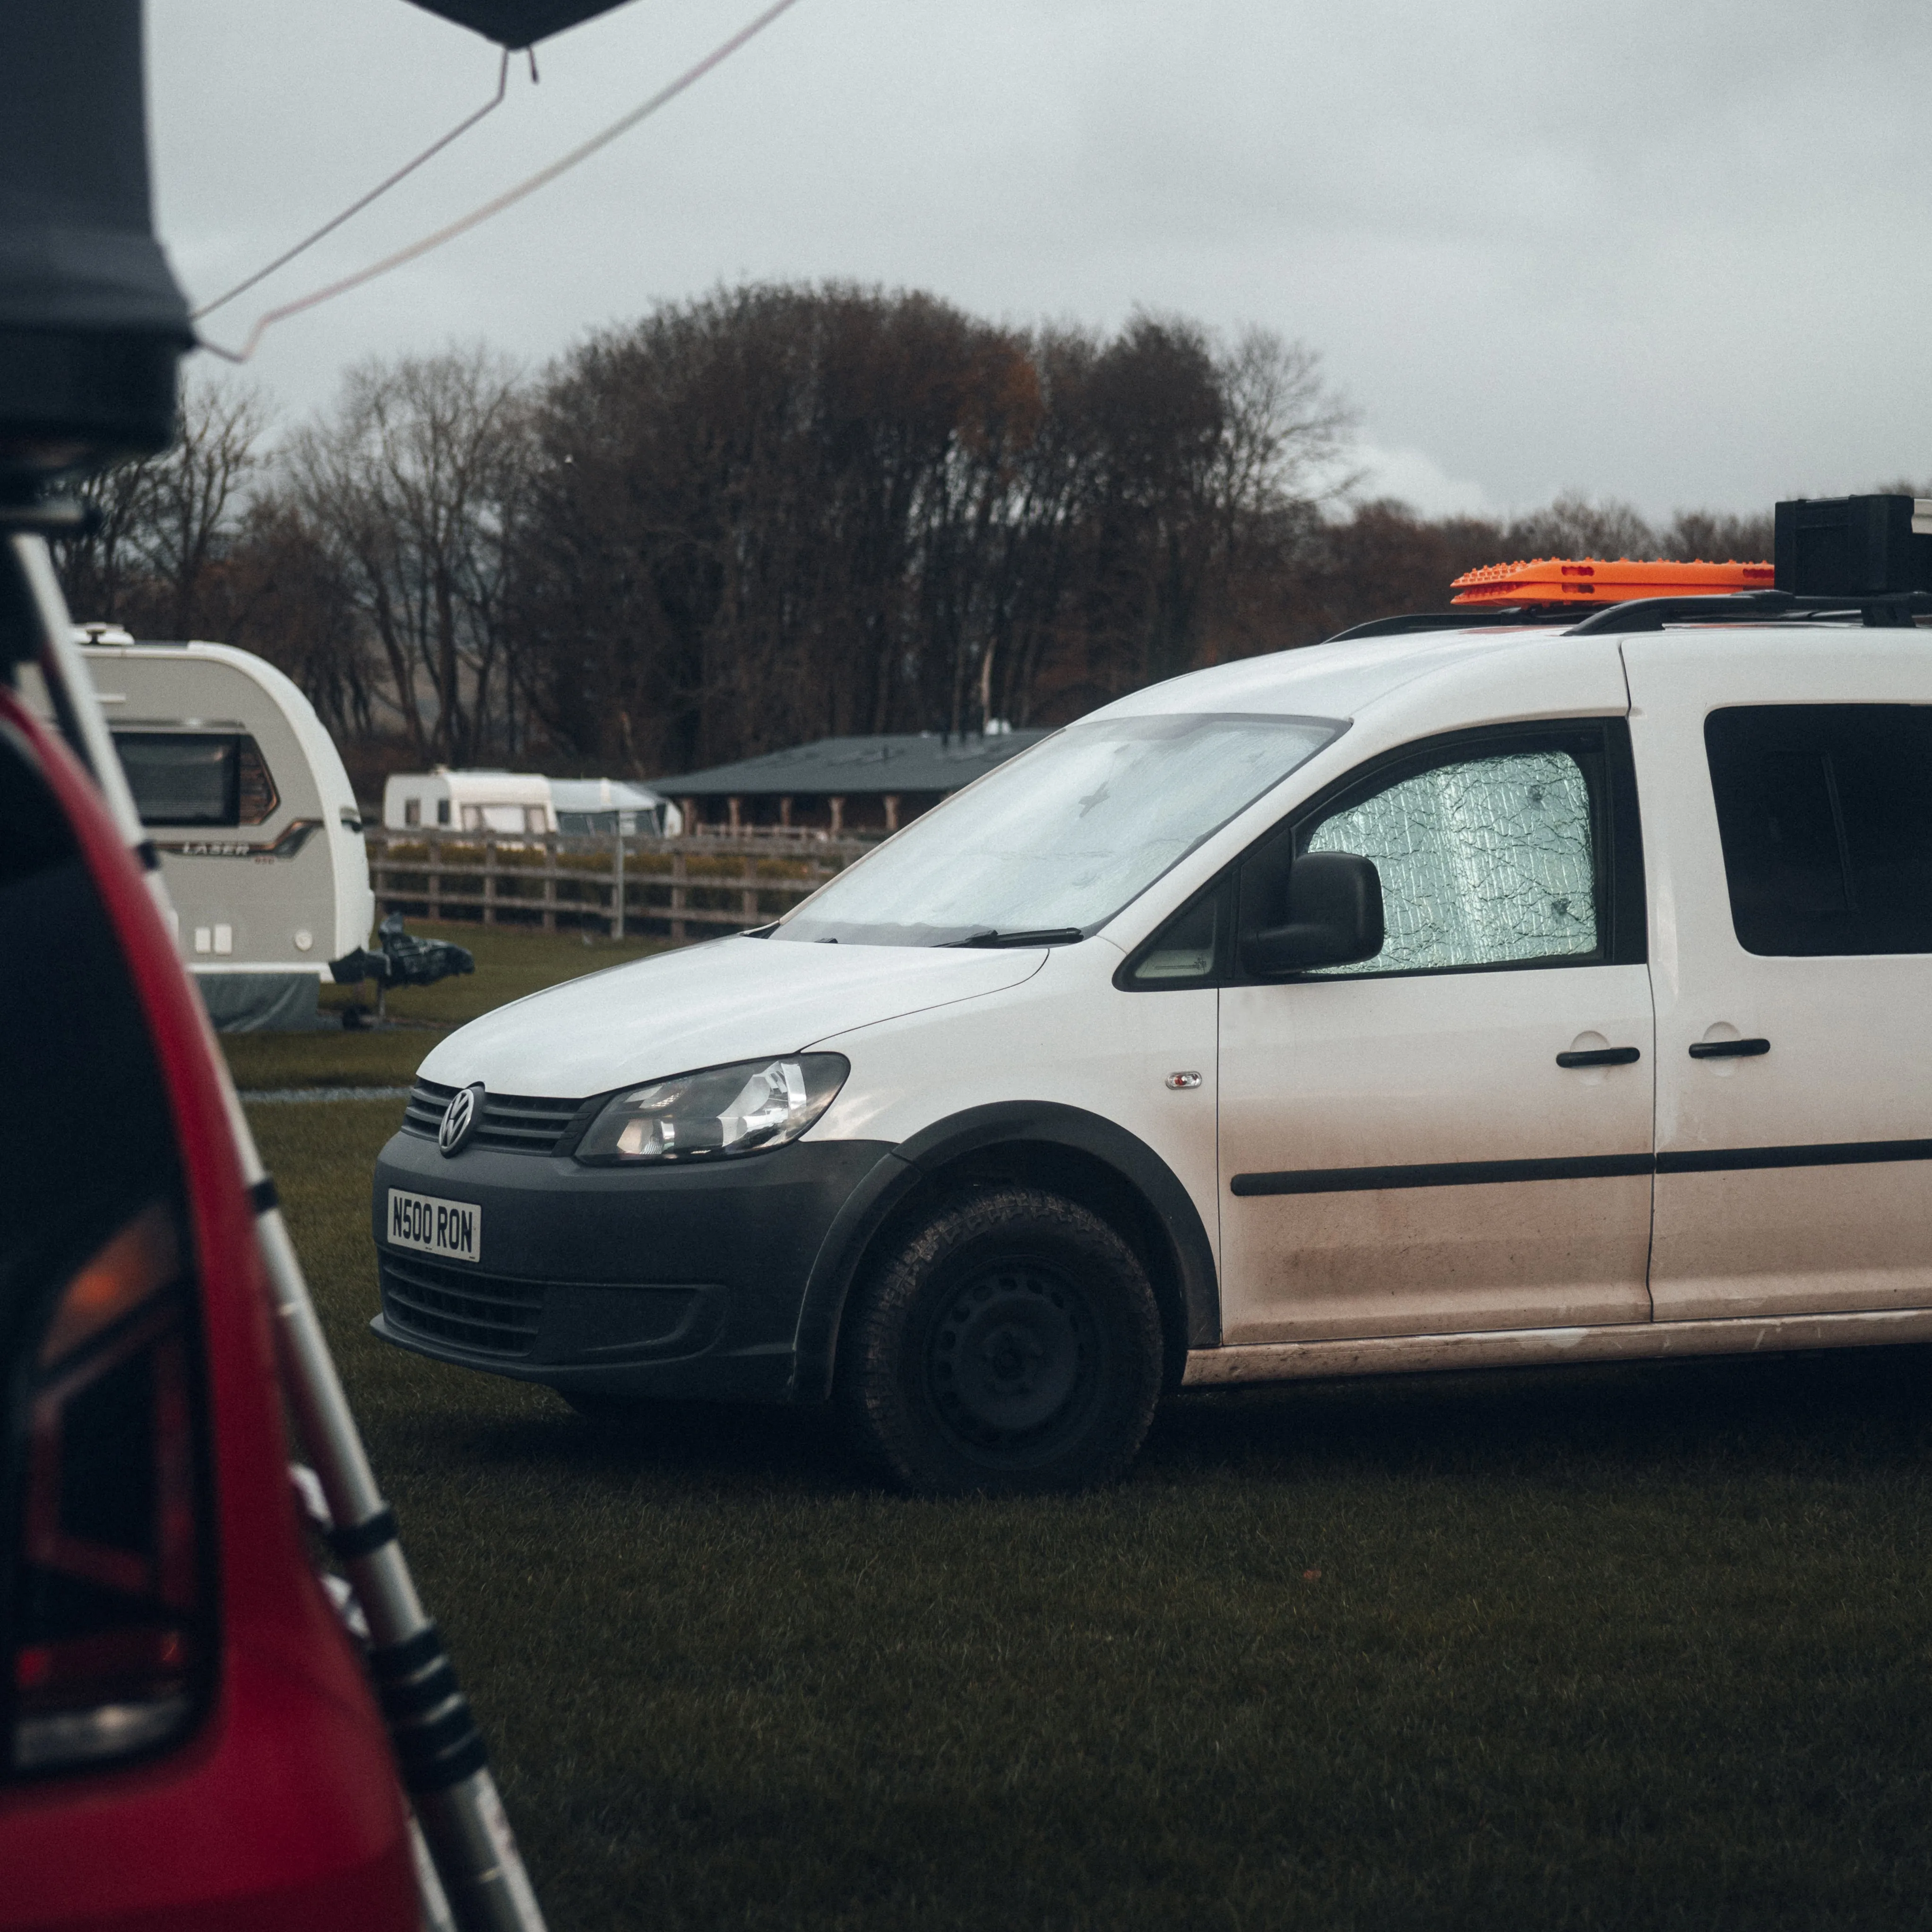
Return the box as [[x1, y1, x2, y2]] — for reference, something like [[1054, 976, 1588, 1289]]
[[836, 1185, 1162, 1494]]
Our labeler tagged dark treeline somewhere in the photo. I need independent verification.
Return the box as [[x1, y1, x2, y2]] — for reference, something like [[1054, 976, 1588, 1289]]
[[55, 283, 1779, 787]]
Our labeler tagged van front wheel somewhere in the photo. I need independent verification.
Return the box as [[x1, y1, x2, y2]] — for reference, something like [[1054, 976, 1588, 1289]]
[[836, 1185, 1162, 1494]]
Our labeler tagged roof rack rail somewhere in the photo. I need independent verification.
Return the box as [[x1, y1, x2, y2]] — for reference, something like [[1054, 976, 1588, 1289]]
[[1323, 607, 1575, 643], [1565, 590, 1932, 634], [1327, 589, 1932, 648]]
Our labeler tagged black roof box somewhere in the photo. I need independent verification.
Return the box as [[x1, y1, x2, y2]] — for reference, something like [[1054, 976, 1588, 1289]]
[[1775, 495, 1932, 599]]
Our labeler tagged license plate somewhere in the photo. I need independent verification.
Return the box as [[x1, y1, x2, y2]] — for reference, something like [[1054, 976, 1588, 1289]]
[[387, 1189, 482, 1265]]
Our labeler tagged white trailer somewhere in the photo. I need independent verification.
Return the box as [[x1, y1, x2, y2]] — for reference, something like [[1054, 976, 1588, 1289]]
[[382, 768, 555, 837], [549, 776, 682, 837], [383, 770, 684, 837], [79, 628, 375, 1030]]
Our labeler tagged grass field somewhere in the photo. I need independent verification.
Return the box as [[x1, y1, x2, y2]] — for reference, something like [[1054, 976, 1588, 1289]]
[[244, 931, 1932, 1930], [220, 922, 673, 1090]]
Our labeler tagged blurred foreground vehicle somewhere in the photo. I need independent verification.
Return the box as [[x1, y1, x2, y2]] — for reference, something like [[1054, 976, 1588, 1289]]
[[0, 579, 419, 1927], [0, 1, 589, 1922]]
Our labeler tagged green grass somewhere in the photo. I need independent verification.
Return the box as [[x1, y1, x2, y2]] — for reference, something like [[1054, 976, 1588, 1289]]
[[220, 922, 676, 1090], [253, 1091, 1932, 1932]]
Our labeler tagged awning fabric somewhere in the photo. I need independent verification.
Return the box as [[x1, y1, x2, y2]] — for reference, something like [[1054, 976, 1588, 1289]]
[[402, 1, 637, 46]]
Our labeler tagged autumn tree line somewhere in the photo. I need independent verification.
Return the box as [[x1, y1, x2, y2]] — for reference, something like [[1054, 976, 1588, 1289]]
[[53, 281, 1777, 790]]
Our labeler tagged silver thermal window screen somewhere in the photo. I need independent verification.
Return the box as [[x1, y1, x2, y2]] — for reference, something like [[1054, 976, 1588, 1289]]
[[1308, 750, 1596, 973]]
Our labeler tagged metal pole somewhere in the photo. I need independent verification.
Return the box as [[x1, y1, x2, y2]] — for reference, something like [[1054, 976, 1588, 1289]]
[[11, 534, 546, 1932], [613, 819, 625, 940]]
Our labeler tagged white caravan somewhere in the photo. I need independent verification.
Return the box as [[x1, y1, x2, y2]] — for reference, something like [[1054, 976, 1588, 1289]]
[[80, 629, 375, 1030], [382, 770, 683, 838], [549, 777, 681, 837], [383, 769, 554, 837]]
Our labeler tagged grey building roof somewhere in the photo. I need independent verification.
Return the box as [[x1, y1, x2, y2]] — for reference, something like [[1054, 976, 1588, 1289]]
[[655, 729, 1049, 798]]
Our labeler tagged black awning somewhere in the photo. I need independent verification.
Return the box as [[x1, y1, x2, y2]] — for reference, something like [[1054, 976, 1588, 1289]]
[[402, 1, 638, 46]]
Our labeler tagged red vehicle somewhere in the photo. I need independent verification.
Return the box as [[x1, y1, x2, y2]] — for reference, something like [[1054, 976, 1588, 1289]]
[[0, 0, 708, 1919], [0, 667, 419, 1927]]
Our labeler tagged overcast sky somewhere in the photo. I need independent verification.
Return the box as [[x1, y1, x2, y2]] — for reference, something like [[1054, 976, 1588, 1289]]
[[151, 0, 1932, 522]]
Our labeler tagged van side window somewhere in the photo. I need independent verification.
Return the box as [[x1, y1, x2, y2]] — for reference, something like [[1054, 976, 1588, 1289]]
[[1706, 705, 1932, 955], [1303, 748, 1602, 975]]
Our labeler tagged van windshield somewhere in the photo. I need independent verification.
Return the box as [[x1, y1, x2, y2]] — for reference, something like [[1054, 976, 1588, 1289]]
[[773, 711, 1345, 948]]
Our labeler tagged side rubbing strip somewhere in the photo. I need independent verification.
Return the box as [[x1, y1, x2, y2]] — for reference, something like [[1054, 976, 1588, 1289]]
[[1656, 1138, 1932, 1175], [1233, 1140, 1932, 1196], [1231, 1153, 1652, 1197]]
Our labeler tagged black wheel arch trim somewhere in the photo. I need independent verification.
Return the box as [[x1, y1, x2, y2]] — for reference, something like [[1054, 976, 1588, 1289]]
[[791, 1102, 1220, 1401]]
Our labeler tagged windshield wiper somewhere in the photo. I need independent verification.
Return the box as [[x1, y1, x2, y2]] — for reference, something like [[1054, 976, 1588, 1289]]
[[947, 927, 1085, 949]]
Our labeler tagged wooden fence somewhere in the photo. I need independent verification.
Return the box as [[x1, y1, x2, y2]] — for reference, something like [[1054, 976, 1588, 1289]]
[[364, 828, 879, 941]]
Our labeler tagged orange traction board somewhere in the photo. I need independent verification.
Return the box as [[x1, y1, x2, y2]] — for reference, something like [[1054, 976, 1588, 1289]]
[[1450, 557, 1775, 605]]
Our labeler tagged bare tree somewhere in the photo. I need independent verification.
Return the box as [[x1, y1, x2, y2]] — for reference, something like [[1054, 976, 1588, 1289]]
[[52, 375, 271, 637], [289, 348, 528, 764], [1502, 492, 1656, 563], [1658, 508, 1774, 564], [1213, 327, 1358, 519], [144, 380, 272, 639], [52, 457, 157, 626], [223, 493, 382, 749], [503, 289, 1364, 774]]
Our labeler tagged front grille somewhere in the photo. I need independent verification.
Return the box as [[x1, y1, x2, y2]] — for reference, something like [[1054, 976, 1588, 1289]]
[[380, 1251, 543, 1357], [403, 1078, 588, 1156]]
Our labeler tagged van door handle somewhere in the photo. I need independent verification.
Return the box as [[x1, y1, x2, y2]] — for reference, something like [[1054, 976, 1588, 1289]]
[[1688, 1037, 1770, 1059], [1555, 1046, 1641, 1068]]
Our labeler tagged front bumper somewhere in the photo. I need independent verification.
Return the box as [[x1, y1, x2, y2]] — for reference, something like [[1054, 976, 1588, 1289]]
[[370, 1128, 897, 1402]]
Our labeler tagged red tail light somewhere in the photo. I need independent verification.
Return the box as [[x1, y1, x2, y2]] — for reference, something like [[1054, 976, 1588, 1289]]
[[9, 1200, 211, 1775]]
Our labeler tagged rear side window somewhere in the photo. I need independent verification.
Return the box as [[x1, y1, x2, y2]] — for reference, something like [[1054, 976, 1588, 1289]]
[[1706, 706, 1932, 955], [112, 733, 279, 828]]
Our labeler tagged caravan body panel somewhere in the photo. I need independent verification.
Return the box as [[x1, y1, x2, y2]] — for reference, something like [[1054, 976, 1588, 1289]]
[[82, 639, 374, 1026]]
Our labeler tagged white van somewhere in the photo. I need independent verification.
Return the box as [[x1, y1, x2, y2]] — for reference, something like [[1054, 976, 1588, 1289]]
[[81, 630, 374, 1030], [369, 597, 1932, 1492]]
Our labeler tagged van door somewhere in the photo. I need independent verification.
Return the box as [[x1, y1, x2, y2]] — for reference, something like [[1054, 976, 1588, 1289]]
[[1216, 719, 1655, 1345], [1625, 634, 1932, 1319]]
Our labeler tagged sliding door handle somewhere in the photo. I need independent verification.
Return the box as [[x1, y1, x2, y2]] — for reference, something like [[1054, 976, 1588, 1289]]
[[1556, 1046, 1641, 1068], [1689, 1037, 1770, 1060]]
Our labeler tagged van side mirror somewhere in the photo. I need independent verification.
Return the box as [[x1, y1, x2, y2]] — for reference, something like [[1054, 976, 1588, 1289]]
[[1242, 850, 1384, 975]]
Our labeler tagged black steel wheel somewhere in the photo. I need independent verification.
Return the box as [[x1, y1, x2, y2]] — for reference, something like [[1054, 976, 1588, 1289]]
[[836, 1184, 1163, 1494]]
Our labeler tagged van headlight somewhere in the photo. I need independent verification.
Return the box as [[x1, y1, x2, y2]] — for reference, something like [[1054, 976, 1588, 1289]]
[[575, 1054, 849, 1164]]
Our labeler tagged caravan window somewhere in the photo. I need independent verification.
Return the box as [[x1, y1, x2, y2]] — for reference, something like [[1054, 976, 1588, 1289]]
[[404, 797, 422, 828], [114, 733, 280, 828]]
